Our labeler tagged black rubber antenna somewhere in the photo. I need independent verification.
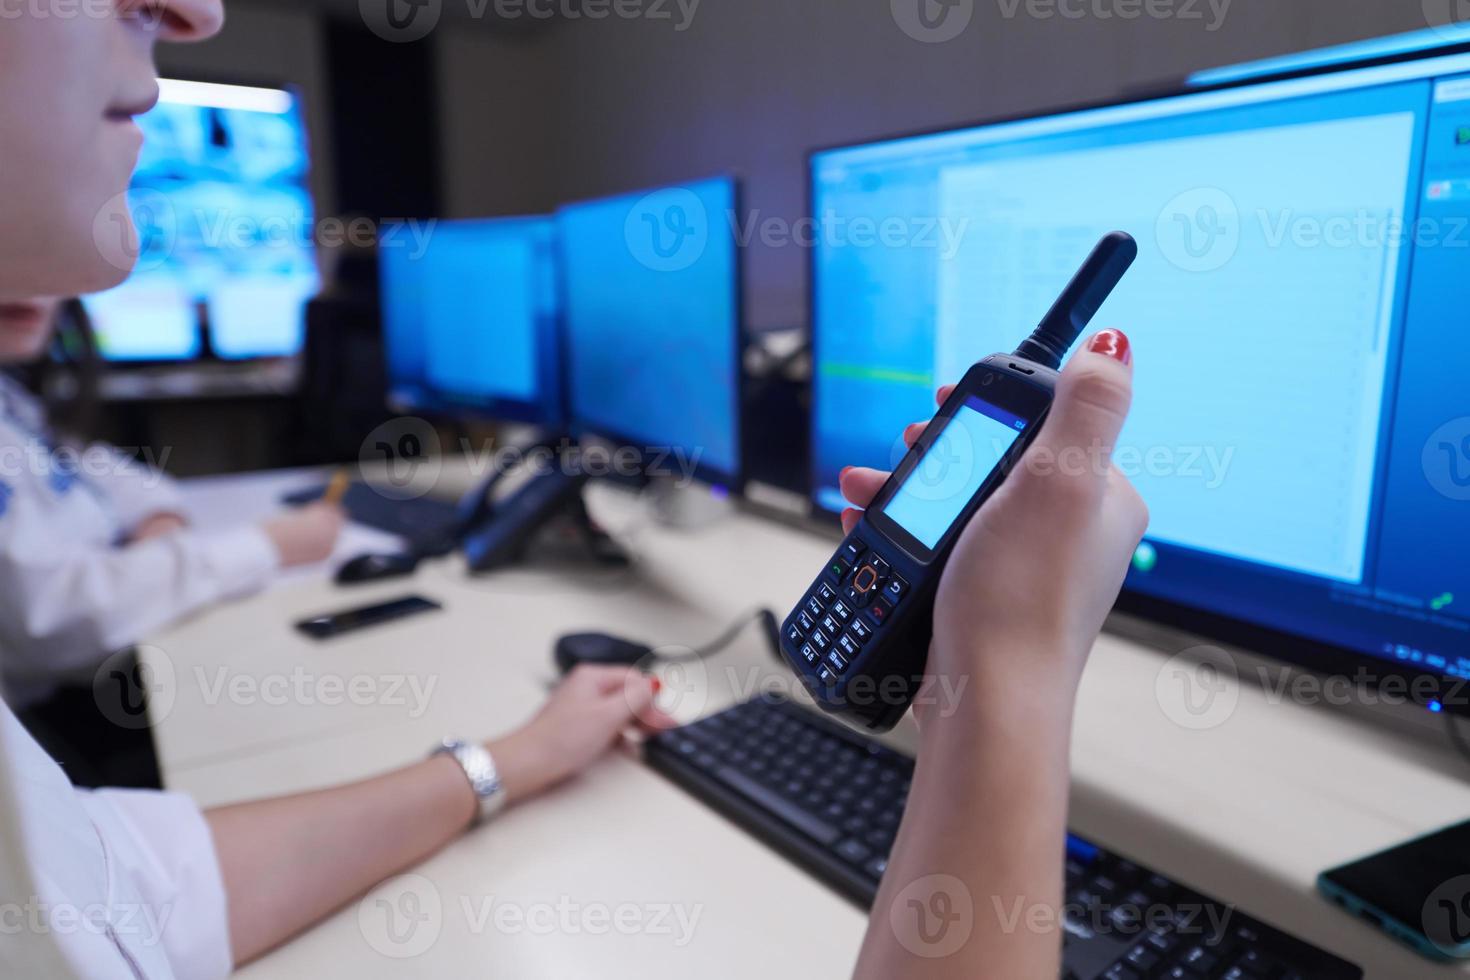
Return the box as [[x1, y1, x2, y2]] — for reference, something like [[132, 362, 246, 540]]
[[1013, 231, 1138, 370]]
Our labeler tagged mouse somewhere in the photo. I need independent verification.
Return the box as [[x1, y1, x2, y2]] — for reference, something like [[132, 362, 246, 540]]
[[335, 552, 420, 585], [554, 633, 653, 674]]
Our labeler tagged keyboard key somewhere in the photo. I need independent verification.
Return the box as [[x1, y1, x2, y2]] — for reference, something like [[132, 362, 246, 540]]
[[840, 541, 864, 565], [883, 575, 908, 603], [831, 599, 853, 622], [826, 650, 849, 673], [797, 610, 816, 633], [865, 857, 887, 879], [835, 838, 871, 864], [799, 644, 818, 665], [837, 633, 860, 660], [817, 582, 838, 604], [848, 618, 873, 643], [784, 623, 803, 646], [867, 600, 892, 625], [810, 628, 831, 650], [821, 614, 841, 636], [714, 765, 839, 845], [805, 596, 825, 619], [826, 558, 850, 581]]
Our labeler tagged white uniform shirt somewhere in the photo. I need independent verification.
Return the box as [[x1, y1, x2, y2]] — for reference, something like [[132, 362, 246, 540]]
[[0, 376, 280, 706], [0, 698, 232, 979]]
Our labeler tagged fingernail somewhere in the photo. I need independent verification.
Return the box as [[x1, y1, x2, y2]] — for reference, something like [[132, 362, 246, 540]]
[[840, 466, 853, 479], [650, 677, 662, 694], [1088, 329, 1131, 365]]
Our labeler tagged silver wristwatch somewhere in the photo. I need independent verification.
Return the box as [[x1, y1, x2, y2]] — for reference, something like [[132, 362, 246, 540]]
[[431, 738, 506, 825]]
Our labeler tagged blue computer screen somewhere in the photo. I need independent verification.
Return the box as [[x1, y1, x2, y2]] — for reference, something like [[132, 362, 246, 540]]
[[811, 52, 1470, 682], [83, 79, 319, 361], [380, 217, 561, 424], [558, 176, 740, 484]]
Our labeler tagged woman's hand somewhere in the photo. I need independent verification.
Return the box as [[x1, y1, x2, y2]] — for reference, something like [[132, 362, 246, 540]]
[[128, 511, 188, 542], [486, 665, 676, 805], [261, 502, 345, 567], [839, 329, 1149, 706]]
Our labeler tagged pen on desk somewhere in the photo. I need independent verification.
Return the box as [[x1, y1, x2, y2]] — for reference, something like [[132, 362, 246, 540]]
[[323, 469, 350, 507]]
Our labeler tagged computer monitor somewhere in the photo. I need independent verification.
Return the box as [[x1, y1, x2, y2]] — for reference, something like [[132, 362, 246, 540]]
[[83, 78, 320, 362], [809, 49, 1470, 714], [557, 176, 742, 489], [380, 216, 562, 426]]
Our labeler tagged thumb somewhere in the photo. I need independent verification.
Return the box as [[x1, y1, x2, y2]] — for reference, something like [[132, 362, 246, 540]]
[[1024, 329, 1133, 485]]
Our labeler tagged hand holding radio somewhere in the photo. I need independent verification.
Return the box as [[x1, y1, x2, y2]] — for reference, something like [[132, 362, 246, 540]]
[[840, 329, 1148, 721], [779, 232, 1144, 730]]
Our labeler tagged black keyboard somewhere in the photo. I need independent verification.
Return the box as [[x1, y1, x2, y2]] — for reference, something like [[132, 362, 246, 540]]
[[645, 695, 1362, 980], [283, 482, 461, 546]]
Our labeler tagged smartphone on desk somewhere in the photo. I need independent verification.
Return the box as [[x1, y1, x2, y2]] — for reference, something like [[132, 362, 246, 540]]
[[295, 595, 442, 640], [1318, 819, 1470, 961]]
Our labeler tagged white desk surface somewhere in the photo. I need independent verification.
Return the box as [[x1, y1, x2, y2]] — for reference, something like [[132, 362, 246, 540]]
[[146, 465, 1470, 979]]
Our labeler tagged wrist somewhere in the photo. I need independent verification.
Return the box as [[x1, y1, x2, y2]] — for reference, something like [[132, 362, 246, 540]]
[[483, 729, 555, 805]]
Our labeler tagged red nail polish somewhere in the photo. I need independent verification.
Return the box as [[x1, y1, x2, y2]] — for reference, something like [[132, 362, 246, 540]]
[[1088, 329, 1131, 365], [651, 677, 662, 694]]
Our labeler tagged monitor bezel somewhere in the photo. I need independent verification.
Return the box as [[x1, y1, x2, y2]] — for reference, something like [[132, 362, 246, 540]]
[[555, 173, 746, 494], [87, 72, 320, 369], [802, 39, 1470, 719], [379, 214, 566, 429]]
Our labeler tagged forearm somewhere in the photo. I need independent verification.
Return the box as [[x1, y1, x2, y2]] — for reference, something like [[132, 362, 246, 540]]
[[854, 654, 1077, 980], [206, 755, 474, 965], [206, 733, 551, 966]]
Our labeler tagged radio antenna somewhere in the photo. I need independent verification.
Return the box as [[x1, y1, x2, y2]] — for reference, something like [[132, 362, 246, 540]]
[[1013, 231, 1138, 370]]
